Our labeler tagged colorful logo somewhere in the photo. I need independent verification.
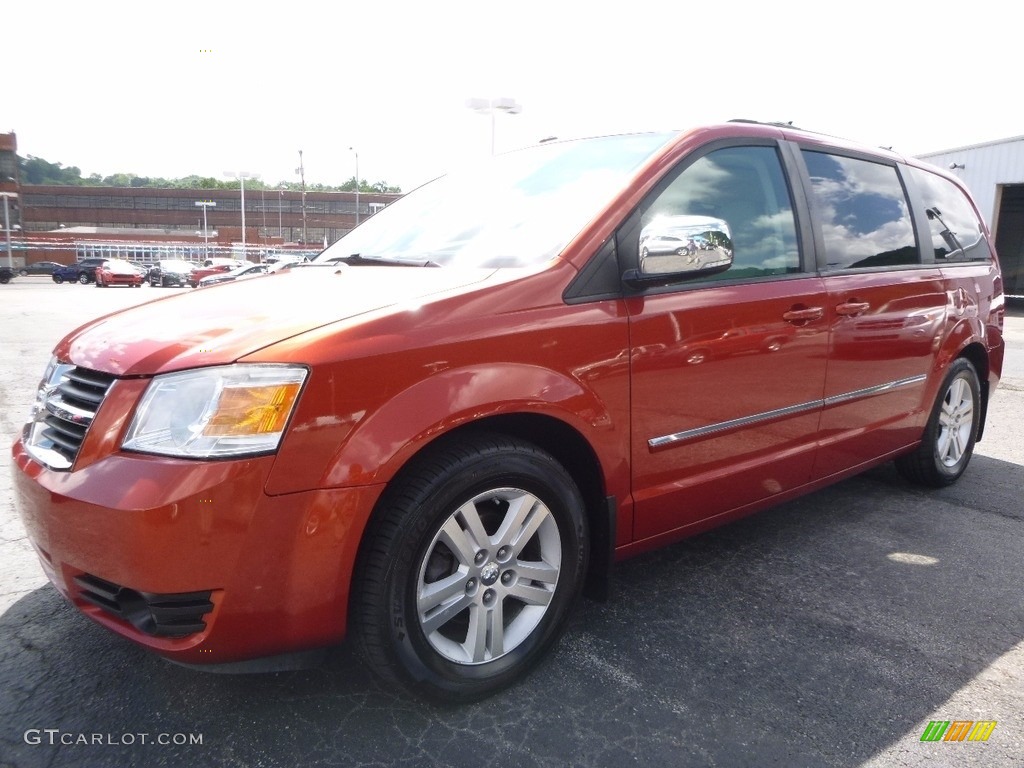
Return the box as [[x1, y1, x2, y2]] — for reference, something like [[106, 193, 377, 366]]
[[920, 720, 997, 742]]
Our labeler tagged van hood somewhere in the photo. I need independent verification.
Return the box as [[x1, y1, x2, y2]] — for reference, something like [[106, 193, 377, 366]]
[[57, 266, 496, 376]]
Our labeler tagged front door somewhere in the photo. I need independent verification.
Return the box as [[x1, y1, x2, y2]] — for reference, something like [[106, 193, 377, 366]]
[[626, 143, 829, 541]]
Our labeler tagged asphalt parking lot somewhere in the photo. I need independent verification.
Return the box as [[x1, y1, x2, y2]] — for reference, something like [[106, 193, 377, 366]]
[[1, 278, 1022, 768]]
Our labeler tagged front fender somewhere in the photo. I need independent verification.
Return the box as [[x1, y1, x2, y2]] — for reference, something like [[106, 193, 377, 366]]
[[267, 362, 624, 495]]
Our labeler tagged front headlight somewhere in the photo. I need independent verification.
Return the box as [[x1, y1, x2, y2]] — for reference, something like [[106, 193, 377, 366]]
[[122, 364, 308, 459]]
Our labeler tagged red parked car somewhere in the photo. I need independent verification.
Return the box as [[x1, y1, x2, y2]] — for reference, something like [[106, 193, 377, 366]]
[[94, 259, 144, 288], [11, 122, 1005, 703]]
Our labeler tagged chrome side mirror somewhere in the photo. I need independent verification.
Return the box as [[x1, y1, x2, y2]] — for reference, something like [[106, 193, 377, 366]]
[[634, 215, 733, 282]]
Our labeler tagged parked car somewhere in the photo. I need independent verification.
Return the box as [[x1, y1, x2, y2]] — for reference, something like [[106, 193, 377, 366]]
[[188, 259, 248, 287], [19, 261, 63, 276], [11, 123, 1005, 704], [131, 262, 155, 280], [95, 259, 144, 288], [197, 262, 270, 287], [265, 259, 305, 273], [0, 266, 13, 284], [51, 258, 107, 285], [148, 259, 195, 287]]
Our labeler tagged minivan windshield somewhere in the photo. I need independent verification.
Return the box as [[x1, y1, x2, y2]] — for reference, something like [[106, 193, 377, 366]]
[[315, 132, 676, 269]]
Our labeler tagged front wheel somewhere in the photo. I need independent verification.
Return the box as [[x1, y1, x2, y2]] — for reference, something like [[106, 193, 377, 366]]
[[78, 273, 90, 285], [352, 433, 588, 703], [895, 358, 980, 487], [52, 275, 64, 284]]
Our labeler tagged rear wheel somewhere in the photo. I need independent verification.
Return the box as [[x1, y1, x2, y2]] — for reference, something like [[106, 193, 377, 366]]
[[52, 275, 64, 284], [895, 358, 980, 487], [352, 433, 588, 703], [78, 273, 90, 285]]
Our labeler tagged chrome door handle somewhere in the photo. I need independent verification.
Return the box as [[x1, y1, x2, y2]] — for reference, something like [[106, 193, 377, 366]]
[[835, 301, 870, 316], [782, 307, 824, 323]]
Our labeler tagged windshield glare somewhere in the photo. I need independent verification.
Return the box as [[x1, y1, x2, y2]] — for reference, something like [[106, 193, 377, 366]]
[[316, 133, 675, 269]]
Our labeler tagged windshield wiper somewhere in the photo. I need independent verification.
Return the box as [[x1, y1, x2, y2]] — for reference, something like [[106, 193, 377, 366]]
[[325, 253, 442, 268]]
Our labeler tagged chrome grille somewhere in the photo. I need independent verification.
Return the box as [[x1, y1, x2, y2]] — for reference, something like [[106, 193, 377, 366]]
[[24, 361, 117, 470]]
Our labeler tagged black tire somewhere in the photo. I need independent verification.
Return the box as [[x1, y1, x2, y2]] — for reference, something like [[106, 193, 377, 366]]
[[0, 275, 9, 285], [52, 275, 64, 284], [351, 433, 588, 703], [895, 358, 980, 487], [78, 273, 90, 285], [19, 269, 28, 276]]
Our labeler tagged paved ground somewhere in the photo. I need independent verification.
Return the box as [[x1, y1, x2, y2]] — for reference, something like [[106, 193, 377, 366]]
[[1, 278, 1022, 768]]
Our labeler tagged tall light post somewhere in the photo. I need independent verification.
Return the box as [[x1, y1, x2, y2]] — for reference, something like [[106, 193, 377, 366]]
[[223, 171, 259, 261], [349, 147, 359, 227], [0, 192, 15, 269], [276, 188, 284, 239], [467, 97, 522, 155], [260, 187, 267, 236], [295, 150, 307, 245], [194, 200, 216, 259]]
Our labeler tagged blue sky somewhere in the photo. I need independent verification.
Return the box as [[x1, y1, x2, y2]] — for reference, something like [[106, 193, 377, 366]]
[[5, 0, 1019, 192]]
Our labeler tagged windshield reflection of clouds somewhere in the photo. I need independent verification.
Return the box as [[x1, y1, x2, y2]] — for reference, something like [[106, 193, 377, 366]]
[[317, 133, 675, 269]]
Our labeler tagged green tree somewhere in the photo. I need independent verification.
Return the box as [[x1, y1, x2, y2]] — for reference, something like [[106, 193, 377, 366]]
[[19, 156, 87, 185], [17, 154, 401, 192]]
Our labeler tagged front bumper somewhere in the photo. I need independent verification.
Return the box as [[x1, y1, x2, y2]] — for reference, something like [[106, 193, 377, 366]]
[[11, 439, 383, 666]]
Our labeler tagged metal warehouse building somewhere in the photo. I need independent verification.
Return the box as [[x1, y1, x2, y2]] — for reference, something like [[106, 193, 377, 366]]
[[918, 136, 1024, 297]]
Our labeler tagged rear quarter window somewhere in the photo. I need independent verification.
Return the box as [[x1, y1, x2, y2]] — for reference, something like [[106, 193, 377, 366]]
[[906, 165, 990, 263]]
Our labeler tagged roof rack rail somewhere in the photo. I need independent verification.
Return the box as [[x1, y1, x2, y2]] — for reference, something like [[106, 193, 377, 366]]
[[728, 118, 798, 129]]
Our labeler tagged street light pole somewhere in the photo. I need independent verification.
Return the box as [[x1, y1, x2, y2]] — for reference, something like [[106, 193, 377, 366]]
[[223, 171, 259, 261], [278, 188, 284, 239], [467, 97, 522, 155], [349, 147, 359, 227], [0, 193, 14, 269], [295, 151, 307, 245], [194, 200, 216, 259]]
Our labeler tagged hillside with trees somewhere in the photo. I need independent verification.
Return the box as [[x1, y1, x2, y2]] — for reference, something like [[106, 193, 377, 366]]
[[17, 155, 401, 193]]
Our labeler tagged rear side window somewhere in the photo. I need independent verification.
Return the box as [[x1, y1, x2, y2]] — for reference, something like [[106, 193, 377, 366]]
[[802, 151, 917, 270], [906, 166, 989, 262]]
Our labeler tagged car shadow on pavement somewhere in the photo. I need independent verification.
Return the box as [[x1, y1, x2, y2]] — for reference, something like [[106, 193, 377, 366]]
[[1, 454, 1022, 768]]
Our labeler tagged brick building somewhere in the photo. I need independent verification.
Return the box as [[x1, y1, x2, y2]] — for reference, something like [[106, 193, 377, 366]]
[[1, 132, 401, 267]]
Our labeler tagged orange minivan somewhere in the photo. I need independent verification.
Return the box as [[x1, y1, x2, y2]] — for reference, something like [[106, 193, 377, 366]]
[[12, 122, 1005, 702]]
